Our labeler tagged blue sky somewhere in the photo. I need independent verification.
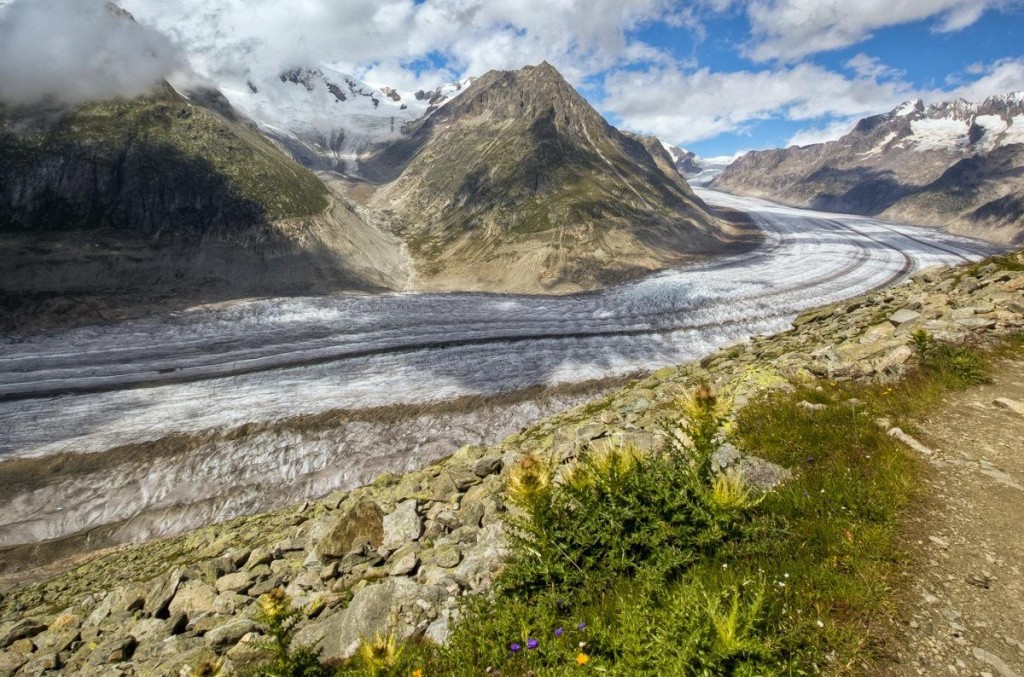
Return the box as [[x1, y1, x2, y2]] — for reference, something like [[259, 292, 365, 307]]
[[606, 4, 1024, 156], [54, 0, 1024, 158]]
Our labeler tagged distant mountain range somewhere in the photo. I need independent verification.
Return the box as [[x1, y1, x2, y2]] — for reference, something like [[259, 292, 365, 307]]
[[714, 92, 1024, 243], [1, 51, 745, 326]]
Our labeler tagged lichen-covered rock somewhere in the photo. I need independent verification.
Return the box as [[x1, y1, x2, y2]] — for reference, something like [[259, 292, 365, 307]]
[[144, 568, 183, 618], [205, 618, 258, 651], [300, 577, 447, 660], [169, 580, 218, 617], [315, 499, 385, 558], [383, 500, 423, 550]]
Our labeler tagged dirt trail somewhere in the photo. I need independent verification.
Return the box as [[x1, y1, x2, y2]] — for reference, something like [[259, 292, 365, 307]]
[[886, 357, 1024, 676]]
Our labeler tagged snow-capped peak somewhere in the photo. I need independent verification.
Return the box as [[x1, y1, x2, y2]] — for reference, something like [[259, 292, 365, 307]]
[[218, 65, 473, 175]]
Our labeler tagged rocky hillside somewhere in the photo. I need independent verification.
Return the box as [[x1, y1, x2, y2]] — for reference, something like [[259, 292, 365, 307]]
[[714, 92, 1024, 244], [1, 248, 1021, 674], [0, 84, 410, 328], [359, 63, 746, 293]]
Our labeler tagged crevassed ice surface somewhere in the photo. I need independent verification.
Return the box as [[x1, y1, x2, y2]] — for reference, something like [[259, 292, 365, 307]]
[[0, 190, 998, 460]]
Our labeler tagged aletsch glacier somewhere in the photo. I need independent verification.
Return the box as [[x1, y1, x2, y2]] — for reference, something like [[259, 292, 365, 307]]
[[0, 189, 1000, 550]]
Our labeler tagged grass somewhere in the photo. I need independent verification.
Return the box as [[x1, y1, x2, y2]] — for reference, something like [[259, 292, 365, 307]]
[[244, 335, 1014, 676]]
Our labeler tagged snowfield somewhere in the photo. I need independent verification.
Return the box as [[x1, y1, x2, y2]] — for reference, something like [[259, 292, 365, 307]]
[[0, 190, 1000, 548]]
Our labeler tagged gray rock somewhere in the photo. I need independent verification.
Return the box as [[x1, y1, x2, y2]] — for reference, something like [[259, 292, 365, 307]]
[[0, 619, 45, 649], [971, 647, 1017, 677], [383, 500, 423, 550], [994, 398, 1024, 417], [165, 612, 189, 636], [0, 651, 28, 677], [144, 567, 183, 617], [298, 578, 447, 661], [956, 317, 996, 330], [473, 456, 503, 478], [86, 636, 137, 666], [225, 631, 269, 667], [423, 544, 462, 569], [454, 524, 507, 590], [205, 618, 257, 651], [575, 422, 605, 440], [316, 499, 385, 558], [712, 444, 792, 491], [424, 612, 452, 645], [169, 580, 218, 617], [215, 570, 256, 595], [129, 618, 167, 644], [960, 276, 980, 293], [390, 550, 420, 577], [889, 309, 921, 325]]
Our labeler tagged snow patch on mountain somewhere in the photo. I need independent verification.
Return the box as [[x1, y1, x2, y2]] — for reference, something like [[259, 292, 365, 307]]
[[909, 117, 970, 152], [219, 66, 473, 174]]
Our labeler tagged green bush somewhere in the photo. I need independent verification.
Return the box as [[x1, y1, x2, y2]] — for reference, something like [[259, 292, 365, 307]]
[[501, 382, 754, 594], [249, 589, 334, 677]]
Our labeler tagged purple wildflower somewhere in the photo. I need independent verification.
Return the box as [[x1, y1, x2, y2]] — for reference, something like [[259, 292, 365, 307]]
[[527, 638, 539, 650], [509, 643, 521, 653], [554, 627, 564, 637], [577, 622, 588, 630]]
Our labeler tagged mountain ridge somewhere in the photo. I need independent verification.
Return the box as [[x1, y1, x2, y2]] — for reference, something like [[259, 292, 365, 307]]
[[358, 62, 748, 293], [713, 91, 1024, 243]]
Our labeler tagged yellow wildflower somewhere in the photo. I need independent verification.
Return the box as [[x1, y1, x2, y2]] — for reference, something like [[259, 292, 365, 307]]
[[576, 652, 590, 666]]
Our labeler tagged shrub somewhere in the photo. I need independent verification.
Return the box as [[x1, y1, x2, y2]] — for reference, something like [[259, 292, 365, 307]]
[[249, 589, 333, 677], [501, 382, 753, 594]]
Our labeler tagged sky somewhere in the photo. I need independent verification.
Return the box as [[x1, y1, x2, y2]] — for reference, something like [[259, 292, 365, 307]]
[[2, 0, 1024, 157]]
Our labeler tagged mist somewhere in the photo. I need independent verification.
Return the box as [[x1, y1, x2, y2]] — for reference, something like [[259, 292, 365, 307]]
[[0, 0, 184, 106]]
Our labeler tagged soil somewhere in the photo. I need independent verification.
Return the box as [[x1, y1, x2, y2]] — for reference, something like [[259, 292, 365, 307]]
[[884, 356, 1024, 676]]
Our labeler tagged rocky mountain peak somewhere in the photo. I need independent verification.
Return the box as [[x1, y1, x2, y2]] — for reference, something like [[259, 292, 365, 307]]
[[363, 61, 737, 293]]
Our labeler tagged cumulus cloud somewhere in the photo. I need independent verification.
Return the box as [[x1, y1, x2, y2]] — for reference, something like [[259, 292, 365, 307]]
[[742, 0, 1020, 62], [0, 0, 184, 105], [601, 62, 918, 144], [786, 118, 858, 147], [946, 56, 1024, 100], [119, 0, 675, 91]]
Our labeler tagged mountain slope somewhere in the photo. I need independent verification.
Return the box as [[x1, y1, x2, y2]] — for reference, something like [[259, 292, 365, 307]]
[[0, 83, 409, 328], [713, 92, 1024, 243], [361, 63, 743, 293]]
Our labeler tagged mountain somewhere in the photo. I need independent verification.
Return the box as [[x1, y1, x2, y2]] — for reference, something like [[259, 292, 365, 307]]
[[356, 63, 744, 293], [222, 66, 473, 174], [0, 82, 409, 328], [661, 143, 704, 176], [713, 92, 1024, 243]]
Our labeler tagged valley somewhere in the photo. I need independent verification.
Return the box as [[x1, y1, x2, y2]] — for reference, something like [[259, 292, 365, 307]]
[[0, 188, 998, 564]]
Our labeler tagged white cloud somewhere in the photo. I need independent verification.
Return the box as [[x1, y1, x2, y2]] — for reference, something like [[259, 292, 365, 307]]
[[0, 0, 184, 105], [601, 62, 917, 144], [786, 118, 858, 147], [945, 56, 1024, 101], [742, 0, 1020, 62], [119, 0, 676, 90]]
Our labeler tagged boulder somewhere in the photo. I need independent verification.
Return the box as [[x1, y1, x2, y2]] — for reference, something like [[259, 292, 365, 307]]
[[0, 619, 45, 649], [383, 500, 423, 550], [888, 309, 920, 325], [144, 568, 183, 618], [169, 580, 218, 617], [316, 499, 385, 558], [205, 618, 257, 651], [0, 651, 28, 677], [215, 570, 256, 595], [297, 578, 447, 661], [712, 444, 791, 491]]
